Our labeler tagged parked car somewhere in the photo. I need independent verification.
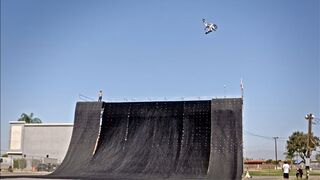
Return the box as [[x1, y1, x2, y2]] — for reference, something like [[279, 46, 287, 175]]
[[36, 163, 57, 172], [36, 163, 49, 171]]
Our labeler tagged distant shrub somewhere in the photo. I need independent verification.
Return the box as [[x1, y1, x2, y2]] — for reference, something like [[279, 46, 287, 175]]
[[1, 154, 8, 157], [13, 158, 26, 169]]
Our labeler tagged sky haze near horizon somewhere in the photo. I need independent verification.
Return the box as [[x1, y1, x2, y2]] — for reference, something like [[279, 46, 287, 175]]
[[1, 0, 319, 160]]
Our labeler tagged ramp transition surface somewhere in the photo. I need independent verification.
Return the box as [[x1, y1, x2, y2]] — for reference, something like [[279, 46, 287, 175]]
[[51, 99, 243, 180]]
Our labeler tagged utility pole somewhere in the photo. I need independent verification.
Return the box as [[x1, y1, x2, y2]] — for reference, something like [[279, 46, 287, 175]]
[[305, 113, 314, 173], [273, 137, 279, 169]]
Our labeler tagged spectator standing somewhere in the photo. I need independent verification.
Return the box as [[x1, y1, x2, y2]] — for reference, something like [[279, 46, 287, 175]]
[[282, 161, 290, 179], [98, 90, 103, 102]]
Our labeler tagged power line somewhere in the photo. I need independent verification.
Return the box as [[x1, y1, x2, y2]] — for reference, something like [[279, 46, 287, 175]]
[[244, 130, 287, 141], [79, 94, 95, 101], [313, 118, 320, 125], [244, 130, 273, 140]]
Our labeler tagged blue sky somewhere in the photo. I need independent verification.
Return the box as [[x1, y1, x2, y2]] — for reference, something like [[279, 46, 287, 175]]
[[1, 0, 319, 159]]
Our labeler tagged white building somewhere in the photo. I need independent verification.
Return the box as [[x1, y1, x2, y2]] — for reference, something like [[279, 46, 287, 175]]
[[8, 121, 73, 163]]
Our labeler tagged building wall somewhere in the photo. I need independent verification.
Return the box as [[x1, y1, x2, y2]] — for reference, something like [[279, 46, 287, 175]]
[[8, 122, 73, 163]]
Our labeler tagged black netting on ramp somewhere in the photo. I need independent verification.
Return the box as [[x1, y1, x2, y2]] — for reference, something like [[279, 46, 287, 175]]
[[84, 101, 211, 179], [51, 102, 104, 177], [51, 99, 242, 180], [208, 99, 243, 180], [174, 101, 211, 176]]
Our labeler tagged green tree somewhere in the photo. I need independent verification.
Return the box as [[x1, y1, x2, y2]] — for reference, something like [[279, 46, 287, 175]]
[[265, 159, 272, 164], [285, 131, 320, 163], [18, 113, 42, 123]]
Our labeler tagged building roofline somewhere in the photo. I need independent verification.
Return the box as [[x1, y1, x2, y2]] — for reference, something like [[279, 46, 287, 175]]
[[7, 151, 23, 155], [9, 121, 26, 124], [25, 123, 73, 127], [9, 121, 73, 126]]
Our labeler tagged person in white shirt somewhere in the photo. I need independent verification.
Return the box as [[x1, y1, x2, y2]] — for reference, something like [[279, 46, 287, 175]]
[[282, 161, 290, 179], [98, 90, 103, 102]]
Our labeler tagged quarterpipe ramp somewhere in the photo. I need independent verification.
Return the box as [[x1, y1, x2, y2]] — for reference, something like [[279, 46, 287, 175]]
[[51, 98, 243, 180]]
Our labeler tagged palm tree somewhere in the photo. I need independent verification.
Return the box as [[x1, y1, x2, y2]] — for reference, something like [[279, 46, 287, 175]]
[[18, 113, 42, 123]]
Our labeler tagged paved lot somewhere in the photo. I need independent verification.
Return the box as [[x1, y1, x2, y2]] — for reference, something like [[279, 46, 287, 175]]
[[1, 173, 320, 180], [0, 178, 72, 180], [242, 176, 320, 180]]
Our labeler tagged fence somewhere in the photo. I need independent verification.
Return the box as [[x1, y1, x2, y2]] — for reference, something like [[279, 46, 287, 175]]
[[10, 156, 59, 172]]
